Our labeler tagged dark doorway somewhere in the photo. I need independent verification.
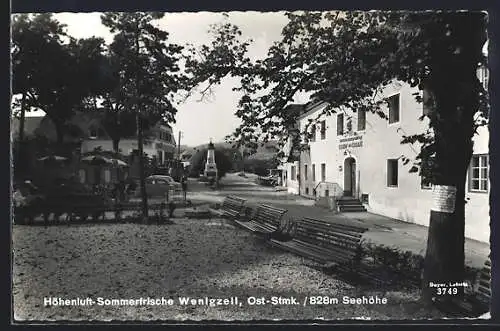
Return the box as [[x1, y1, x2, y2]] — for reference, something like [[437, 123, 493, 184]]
[[343, 157, 356, 197]]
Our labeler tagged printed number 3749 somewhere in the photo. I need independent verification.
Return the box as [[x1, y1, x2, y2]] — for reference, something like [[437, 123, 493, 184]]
[[437, 288, 458, 295]]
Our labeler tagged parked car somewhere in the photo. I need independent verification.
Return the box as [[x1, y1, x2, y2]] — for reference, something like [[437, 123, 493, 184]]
[[136, 175, 182, 198], [258, 175, 278, 186]]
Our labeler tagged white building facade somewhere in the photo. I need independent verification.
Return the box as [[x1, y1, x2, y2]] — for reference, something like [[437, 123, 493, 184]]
[[281, 81, 489, 243], [81, 123, 176, 164]]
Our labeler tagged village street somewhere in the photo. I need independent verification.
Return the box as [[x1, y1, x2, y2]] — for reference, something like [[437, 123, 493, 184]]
[[185, 173, 490, 270]]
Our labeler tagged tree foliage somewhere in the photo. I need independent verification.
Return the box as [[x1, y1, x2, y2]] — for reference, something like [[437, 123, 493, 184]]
[[11, 14, 67, 99], [186, 11, 488, 302], [100, 13, 186, 122], [11, 14, 106, 144], [89, 12, 188, 153], [244, 156, 279, 177], [186, 11, 488, 178]]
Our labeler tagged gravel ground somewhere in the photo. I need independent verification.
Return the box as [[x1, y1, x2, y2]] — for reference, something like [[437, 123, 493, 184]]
[[12, 217, 446, 322]]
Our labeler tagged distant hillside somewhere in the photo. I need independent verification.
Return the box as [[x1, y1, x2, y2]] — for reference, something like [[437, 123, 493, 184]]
[[181, 140, 279, 162], [192, 140, 278, 151]]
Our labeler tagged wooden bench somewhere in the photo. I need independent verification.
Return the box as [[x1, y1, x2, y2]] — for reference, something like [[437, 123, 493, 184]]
[[269, 217, 367, 268], [233, 204, 287, 236], [209, 195, 246, 220], [447, 258, 491, 316], [15, 200, 168, 225]]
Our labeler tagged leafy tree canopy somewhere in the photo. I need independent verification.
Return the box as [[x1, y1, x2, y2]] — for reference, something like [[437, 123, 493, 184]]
[[186, 11, 488, 183], [12, 13, 107, 144]]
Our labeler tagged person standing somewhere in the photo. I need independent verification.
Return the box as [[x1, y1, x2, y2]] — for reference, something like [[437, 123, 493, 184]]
[[181, 174, 188, 201]]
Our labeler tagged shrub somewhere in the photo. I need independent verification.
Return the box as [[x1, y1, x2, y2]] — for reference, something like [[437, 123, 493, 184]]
[[358, 242, 481, 286], [243, 157, 279, 176]]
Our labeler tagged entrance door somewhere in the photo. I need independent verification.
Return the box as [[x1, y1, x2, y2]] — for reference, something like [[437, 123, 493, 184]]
[[343, 157, 356, 197]]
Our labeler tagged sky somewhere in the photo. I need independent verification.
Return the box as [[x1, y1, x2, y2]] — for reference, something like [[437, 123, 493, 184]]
[[19, 11, 489, 146], [23, 11, 310, 147]]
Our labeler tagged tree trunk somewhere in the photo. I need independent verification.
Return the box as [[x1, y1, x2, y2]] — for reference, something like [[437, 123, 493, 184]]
[[15, 92, 28, 176], [112, 138, 120, 183], [136, 112, 148, 221], [422, 179, 468, 302], [55, 122, 64, 146], [421, 32, 480, 303], [134, 24, 149, 222], [112, 139, 120, 153], [18, 92, 27, 143], [421, 84, 475, 303]]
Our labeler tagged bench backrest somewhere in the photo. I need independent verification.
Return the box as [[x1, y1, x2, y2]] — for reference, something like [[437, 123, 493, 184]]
[[303, 217, 368, 234], [475, 258, 491, 306], [293, 217, 367, 254], [221, 195, 246, 212], [254, 204, 287, 228]]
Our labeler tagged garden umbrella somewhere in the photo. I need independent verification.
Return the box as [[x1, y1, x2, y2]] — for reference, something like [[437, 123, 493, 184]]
[[37, 155, 68, 162], [81, 155, 128, 167]]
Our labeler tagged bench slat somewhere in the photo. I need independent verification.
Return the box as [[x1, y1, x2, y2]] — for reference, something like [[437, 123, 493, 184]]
[[234, 204, 287, 235], [298, 219, 366, 237], [303, 217, 368, 233], [217, 196, 247, 220], [295, 224, 363, 244], [296, 224, 364, 240], [269, 217, 366, 267], [294, 229, 362, 250], [234, 219, 276, 234], [270, 239, 337, 264], [292, 239, 356, 261]]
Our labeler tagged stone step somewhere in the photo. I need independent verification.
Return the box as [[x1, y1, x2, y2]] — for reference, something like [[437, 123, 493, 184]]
[[339, 205, 367, 212], [337, 199, 363, 205]]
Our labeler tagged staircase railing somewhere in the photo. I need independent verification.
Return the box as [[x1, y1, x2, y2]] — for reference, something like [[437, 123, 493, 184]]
[[313, 181, 343, 199]]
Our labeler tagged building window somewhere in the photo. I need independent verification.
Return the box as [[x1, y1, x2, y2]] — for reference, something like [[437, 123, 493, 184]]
[[357, 110, 366, 131], [291, 166, 297, 181], [469, 154, 489, 192], [421, 176, 432, 190], [477, 66, 489, 91], [89, 127, 98, 139], [325, 189, 329, 197], [387, 94, 400, 124], [346, 118, 352, 132], [320, 120, 326, 140], [304, 164, 308, 180], [78, 169, 86, 184], [321, 163, 326, 182], [157, 151, 163, 165], [103, 169, 111, 183], [305, 187, 309, 195], [387, 159, 399, 187], [310, 126, 316, 142], [337, 114, 344, 136], [361, 193, 369, 204], [312, 164, 316, 181]]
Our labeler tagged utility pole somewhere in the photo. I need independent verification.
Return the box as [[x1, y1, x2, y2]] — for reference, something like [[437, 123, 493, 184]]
[[177, 131, 182, 161]]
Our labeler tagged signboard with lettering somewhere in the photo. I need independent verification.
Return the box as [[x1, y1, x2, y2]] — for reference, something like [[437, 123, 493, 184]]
[[339, 135, 363, 150], [431, 185, 457, 213]]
